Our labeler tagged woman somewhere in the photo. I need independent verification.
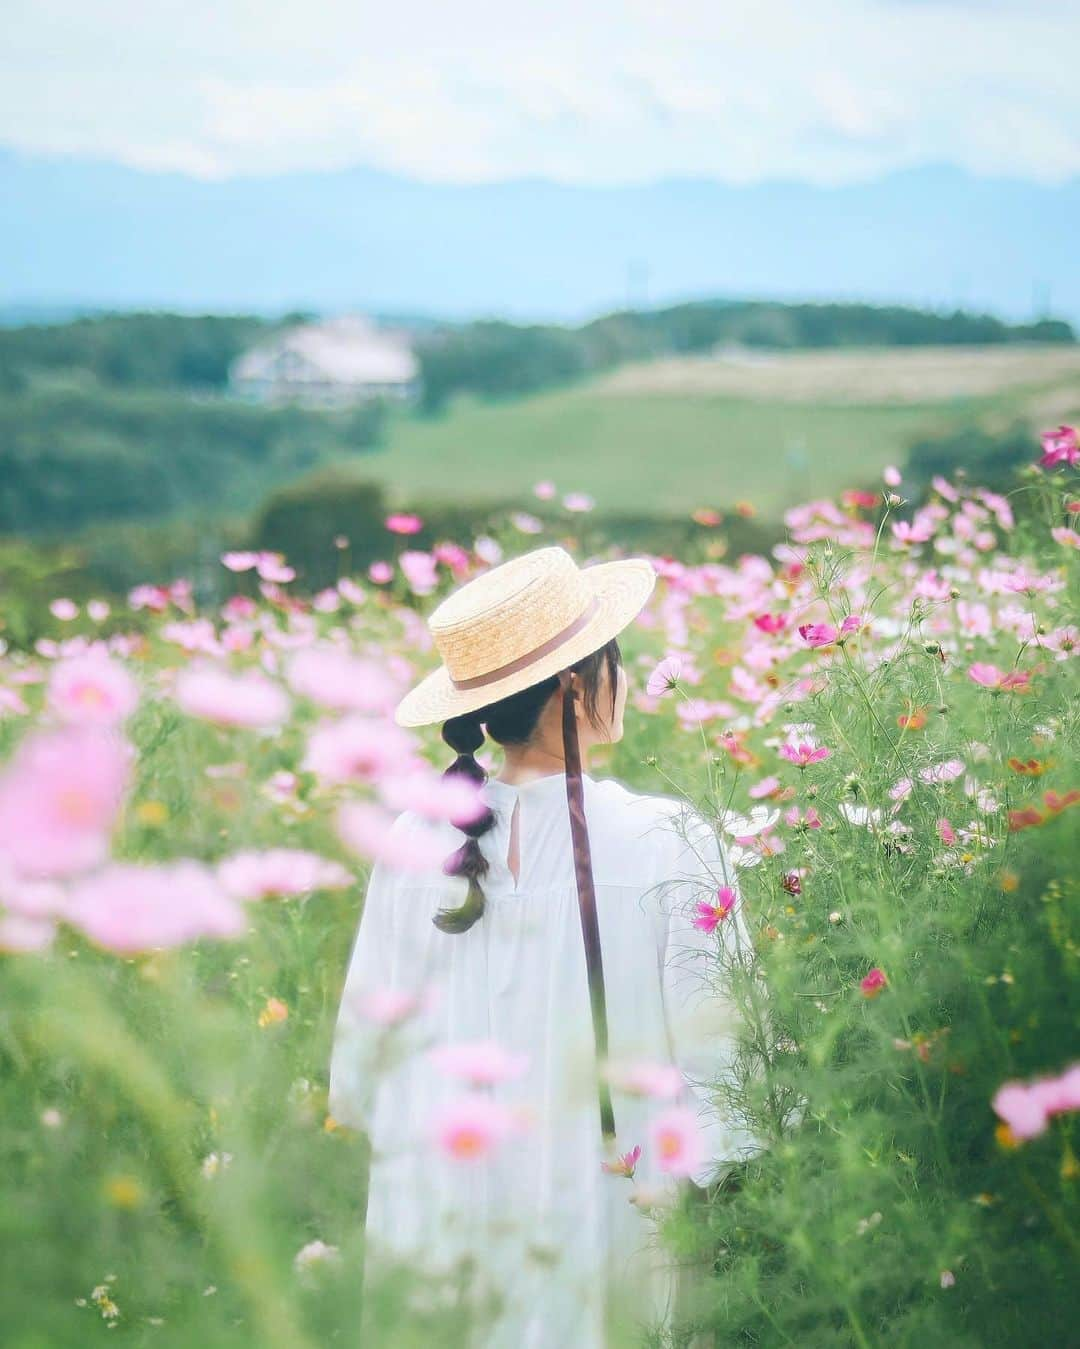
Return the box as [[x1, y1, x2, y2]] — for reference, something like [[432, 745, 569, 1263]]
[[328, 545, 765, 1346]]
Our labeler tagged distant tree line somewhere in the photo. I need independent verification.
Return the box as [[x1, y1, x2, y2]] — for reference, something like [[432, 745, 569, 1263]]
[[414, 301, 1075, 412], [1, 303, 1071, 409]]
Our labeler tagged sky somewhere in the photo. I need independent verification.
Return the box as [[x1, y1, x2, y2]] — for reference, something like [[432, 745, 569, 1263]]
[[3, 0, 1078, 185]]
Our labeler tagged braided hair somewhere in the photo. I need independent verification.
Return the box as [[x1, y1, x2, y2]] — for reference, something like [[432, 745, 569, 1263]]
[[433, 712, 498, 933], [433, 634, 623, 935]]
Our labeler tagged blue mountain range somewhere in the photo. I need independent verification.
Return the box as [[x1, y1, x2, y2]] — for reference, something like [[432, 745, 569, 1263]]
[[3, 150, 1077, 323]]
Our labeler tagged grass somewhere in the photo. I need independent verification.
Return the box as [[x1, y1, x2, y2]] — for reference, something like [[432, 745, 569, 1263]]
[[360, 387, 978, 516]]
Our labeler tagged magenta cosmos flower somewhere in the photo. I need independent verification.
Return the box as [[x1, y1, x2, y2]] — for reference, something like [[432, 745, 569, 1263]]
[[385, 513, 423, 535], [798, 623, 838, 647], [47, 653, 139, 728], [860, 967, 888, 997], [65, 861, 247, 954], [602, 1144, 642, 1178], [0, 726, 131, 879], [692, 887, 736, 934], [1038, 425, 1079, 470], [780, 742, 831, 767]]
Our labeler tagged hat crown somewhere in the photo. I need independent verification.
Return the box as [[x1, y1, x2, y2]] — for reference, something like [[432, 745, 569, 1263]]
[[428, 546, 592, 683]]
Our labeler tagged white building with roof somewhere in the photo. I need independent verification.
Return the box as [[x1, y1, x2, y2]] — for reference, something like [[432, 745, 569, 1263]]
[[230, 315, 420, 407]]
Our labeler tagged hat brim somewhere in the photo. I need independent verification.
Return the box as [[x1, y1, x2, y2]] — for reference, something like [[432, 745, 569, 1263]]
[[393, 557, 657, 728]]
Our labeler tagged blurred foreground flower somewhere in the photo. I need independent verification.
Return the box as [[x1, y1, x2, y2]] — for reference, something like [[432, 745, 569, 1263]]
[[604, 1060, 683, 1100], [430, 1096, 526, 1162], [217, 848, 352, 901], [0, 726, 131, 879], [258, 997, 289, 1028], [429, 1039, 529, 1087], [66, 862, 246, 954], [648, 1105, 704, 1178], [175, 664, 290, 730], [991, 1062, 1080, 1141], [294, 1240, 341, 1280], [48, 653, 138, 727], [860, 967, 888, 998]]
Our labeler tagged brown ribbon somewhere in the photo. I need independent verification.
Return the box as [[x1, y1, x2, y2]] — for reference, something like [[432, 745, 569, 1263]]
[[558, 669, 617, 1149], [449, 594, 601, 691]]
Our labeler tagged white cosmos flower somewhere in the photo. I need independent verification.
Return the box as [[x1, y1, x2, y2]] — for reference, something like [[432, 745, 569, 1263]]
[[719, 806, 780, 838], [838, 803, 883, 828]]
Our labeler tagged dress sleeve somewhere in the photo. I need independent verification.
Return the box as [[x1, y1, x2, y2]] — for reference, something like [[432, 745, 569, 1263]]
[[657, 808, 771, 1188], [327, 854, 397, 1133]]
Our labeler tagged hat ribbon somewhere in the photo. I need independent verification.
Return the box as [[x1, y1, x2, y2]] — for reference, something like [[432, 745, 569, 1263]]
[[558, 667, 617, 1152], [449, 594, 601, 692]]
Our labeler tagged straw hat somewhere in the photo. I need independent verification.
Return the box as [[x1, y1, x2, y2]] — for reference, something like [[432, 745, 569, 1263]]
[[393, 545, 657, 728]]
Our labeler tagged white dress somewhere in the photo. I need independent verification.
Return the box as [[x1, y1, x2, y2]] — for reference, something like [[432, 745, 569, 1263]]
[[328, 769, 766, 1347]]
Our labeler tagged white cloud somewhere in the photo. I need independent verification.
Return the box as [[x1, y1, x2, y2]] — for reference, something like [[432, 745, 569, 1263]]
[[1, 0, 1077, 183]]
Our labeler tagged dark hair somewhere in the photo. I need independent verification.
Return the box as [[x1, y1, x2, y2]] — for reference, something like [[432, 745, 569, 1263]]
[[434, 635, 622, 934]]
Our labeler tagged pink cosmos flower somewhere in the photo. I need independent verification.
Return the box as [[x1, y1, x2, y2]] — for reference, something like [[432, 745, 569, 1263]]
[[602, 1144, 642, 1178], [216, 848, 352, 901], [385, 513, 423, 535], [285, 646, 400, 715], [891, 520, 934, 546], [883, 465, 902, 487], [605, 1060, 683, 1100], [648, 1105, 704, 1178], [937, 818, 957, 846], [646, 655, 682, 697], [379, 769, 487, 827], [431, 1096, 522, 1162], [336, 801, 450, 871], [563, 492, 594, 512], [367, 561, 394, 585], [783, 805, 823, 830], [350, 984, 436, 1026], [798, 623, 838, 648], [0, 727, 131, 879], [1051, 527, 1080, 551], [175, 665, 290, 730], [692, 887, 737, 933], [1038, 425, 1079, 470], [49, 598, 79, 621], [47, 653, 138, 727], [968, 663, 1031, 692], [860, 967, 888, 998], [65, 861, 247, 954], [918, 759, 965, 785], [753, 613, 788, 634], [533, 481, 557, 500], [399, 550, 440, 596], [429, 1039, 530, 1087], [779, 742, 831, 767], [303, 715, 416, 785], [992, 1063, 1080, 1141]]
